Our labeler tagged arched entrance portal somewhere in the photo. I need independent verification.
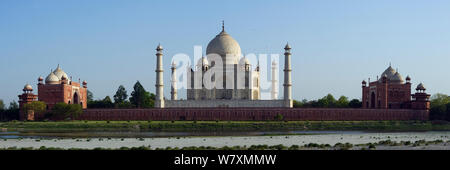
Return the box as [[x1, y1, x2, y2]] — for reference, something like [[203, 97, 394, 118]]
[[370, 92, 376, 108], [73, 92, 79, 104]]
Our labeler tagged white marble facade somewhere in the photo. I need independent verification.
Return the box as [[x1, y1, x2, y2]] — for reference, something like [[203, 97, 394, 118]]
[[155, 24, 292, 108]]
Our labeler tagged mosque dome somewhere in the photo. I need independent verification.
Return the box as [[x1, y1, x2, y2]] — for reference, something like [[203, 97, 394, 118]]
[[390, 72, 404, 83], [381, 66, 396, 79], [53, 65, 70, 81], [23, 84, 33, 91], [45, 72, 60, 84], [206, 27, 241, 65]]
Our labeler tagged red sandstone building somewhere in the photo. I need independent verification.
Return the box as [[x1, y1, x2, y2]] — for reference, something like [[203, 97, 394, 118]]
[[18, 65, 88, 116], [362, 65, 430, 110], [18, 84, 38, 109]]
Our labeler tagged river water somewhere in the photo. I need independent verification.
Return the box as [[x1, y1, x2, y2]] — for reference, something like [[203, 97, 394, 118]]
[[0, 130, 449, 149]]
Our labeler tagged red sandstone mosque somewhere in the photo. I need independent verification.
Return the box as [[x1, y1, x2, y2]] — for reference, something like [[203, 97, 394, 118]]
[[361, 65, 430, 110], [18, 65, 88, 112]]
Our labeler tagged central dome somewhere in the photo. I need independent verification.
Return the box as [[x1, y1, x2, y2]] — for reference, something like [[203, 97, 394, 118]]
[[53, 65, 70, 81], [206, 29, 241, 65], [381, 66, 396, 79]]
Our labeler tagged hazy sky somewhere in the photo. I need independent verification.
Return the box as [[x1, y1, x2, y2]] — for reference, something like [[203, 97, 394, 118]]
[[1, 0, 449, 104]]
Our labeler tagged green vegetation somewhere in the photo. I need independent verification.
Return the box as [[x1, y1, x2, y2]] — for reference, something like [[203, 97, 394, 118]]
[[113, 85, 134, 108], [113, 85, 128, 104], [88, 82, 155, 109], [130, 81, 154, 108], [1, 99, 85, 121], [87, 96, 114, 108], [0, 99, 4, 110], [0, 120, 449, 132], [87, 90, 94, 102], [9, 100, 19, 110], [22, 101, 46, 118], [429, 93, 450, 121], [0, 101, 20, 121], [293, 94, 362, 108], [48, 102, 83, 120]]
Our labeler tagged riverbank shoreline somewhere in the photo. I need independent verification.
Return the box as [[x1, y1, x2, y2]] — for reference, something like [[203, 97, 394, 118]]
[[1, 120, 449, 132], [1, 139, 448, 150]]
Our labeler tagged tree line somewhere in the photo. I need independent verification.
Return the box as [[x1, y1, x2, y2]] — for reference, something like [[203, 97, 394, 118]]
[[2, 90, 450, 121], [22, 101, 83, 120], [293, 94, 362, 108], [0, 100, 19, 121], [87, 81, 155, 109], [429, 93, 450, 121], [0, 99, 82, 121]]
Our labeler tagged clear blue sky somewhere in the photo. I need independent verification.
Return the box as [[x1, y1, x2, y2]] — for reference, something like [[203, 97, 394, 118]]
[[1, 0, 449, 104]]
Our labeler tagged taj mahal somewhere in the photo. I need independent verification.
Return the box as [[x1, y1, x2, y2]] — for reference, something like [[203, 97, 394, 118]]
[[16, 23, 431, 121], [154, 23, 293, 108]]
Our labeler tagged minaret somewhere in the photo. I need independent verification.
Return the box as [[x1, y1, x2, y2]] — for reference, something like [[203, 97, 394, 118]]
[[271, 60, 278, 99], [171, 61, 177, 100], [155, 44, 164, 108], [283, 43, 293, 107]]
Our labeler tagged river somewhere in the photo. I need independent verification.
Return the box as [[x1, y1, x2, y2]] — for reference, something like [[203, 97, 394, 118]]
[[1, 130, 449, 149]]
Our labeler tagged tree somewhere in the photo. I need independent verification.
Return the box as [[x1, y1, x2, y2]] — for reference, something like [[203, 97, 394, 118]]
[[103, 96, 113, 103], [294, 97, 361, 108], [317, 94, 336, 108], [430, 93, 450, 120], [336, 96, 349, 108], [102, 96, 114, 108], [9, 101, 19, 110], [0, 100, 20, 121], [130, 81, 153, 108], [114, 85, 128, 104], [147, 92, 156, 108], [293, 100, 303, 108], [87, 90, 94, 102], [430, 93, 449, 107], [0, 99, 4, 110], [87, 96, 115, 109], [430, 104, 447, 120], [116, 101, 135, 109], [349, 99, 362, 108], [51, 102, 82, 120], [22, 101, 46, 118]]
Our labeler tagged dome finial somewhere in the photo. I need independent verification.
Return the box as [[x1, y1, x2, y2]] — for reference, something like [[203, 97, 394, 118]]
[[284, 42, 291, 50], [156, 43, 163, 51], [222, 20, 225, 32]]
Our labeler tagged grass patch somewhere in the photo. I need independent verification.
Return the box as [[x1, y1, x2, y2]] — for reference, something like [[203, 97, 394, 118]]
[[0, 120, 449, 132]]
